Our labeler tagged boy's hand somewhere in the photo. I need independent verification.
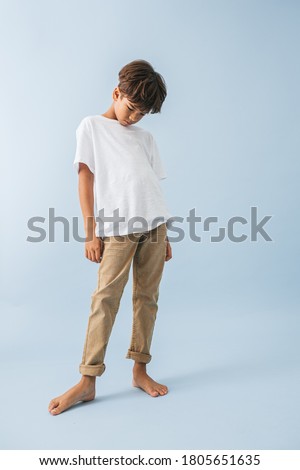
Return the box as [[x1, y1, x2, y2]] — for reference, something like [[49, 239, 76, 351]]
[[165, 240, 172, 262], [85, 236, 104, 263]]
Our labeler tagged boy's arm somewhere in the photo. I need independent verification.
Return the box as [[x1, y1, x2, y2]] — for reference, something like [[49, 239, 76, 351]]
[[78, 163, 102, 262], [78, 163, 96, 238]]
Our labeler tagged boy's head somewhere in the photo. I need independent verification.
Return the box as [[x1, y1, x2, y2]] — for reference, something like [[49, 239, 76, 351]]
[[112, 59, 167, 126]]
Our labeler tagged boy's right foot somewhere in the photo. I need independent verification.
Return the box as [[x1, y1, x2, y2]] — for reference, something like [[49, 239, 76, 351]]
[[48, 376, 96, 416]]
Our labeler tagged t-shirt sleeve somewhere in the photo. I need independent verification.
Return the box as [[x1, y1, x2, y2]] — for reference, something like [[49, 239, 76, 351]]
[[73, 117, 95, 174], [150, 135, 167, 180]]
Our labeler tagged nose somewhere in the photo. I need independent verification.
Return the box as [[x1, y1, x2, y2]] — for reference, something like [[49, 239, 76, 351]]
[[130, 109, 141, 120]]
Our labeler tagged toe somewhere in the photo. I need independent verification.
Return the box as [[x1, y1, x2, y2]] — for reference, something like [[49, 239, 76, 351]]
[[51, 405, 62, 415], [48, 399, 58, 412]]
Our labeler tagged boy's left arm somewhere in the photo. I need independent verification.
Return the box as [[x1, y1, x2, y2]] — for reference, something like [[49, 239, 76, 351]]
[[165, 236, 172, 262]]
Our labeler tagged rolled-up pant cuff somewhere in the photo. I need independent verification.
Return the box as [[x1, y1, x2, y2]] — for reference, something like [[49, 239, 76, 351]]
[[126, 350, 152, 364], [79, 363, 106, 377]]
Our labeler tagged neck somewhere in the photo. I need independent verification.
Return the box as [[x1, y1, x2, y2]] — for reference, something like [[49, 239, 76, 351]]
[[101, 103, 117, 120]]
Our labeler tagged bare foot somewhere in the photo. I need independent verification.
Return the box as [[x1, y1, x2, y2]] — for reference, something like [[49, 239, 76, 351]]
[[48, 376, 96, 415], [132, 363, 168, 397]]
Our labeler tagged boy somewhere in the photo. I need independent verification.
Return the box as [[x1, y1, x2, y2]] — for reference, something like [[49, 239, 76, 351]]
[[48, 59, 172, 416]]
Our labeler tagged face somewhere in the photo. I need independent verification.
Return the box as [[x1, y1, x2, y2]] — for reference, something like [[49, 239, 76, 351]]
[[113, 88, 147, 126]]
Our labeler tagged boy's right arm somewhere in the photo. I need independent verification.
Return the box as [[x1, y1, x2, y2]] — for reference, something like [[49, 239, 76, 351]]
[[78, 163, 103, 263]]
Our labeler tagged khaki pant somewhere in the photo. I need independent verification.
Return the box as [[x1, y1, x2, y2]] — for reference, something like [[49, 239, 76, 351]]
[[79, 222, 168, 377]]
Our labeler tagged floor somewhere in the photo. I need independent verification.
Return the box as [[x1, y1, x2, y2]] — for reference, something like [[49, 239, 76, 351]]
[[1, 307, 299, 450]]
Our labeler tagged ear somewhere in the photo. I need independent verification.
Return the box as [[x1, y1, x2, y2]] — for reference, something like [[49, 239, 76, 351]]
[[112, 87, 120, 101], [114, 86, 124, 101]]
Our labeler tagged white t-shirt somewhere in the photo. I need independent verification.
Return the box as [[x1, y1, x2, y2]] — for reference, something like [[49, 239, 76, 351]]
[[73, 114, 172, 237]]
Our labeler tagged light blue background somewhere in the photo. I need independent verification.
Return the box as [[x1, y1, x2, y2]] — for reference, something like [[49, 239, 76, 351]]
[[0, 0, 299, 450]]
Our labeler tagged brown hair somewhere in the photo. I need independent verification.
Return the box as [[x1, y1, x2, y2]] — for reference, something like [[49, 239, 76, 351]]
[[117, 59, 167, 114]]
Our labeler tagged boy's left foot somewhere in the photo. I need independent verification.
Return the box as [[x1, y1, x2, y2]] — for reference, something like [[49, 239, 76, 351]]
[[132, 363, 168, 397]]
